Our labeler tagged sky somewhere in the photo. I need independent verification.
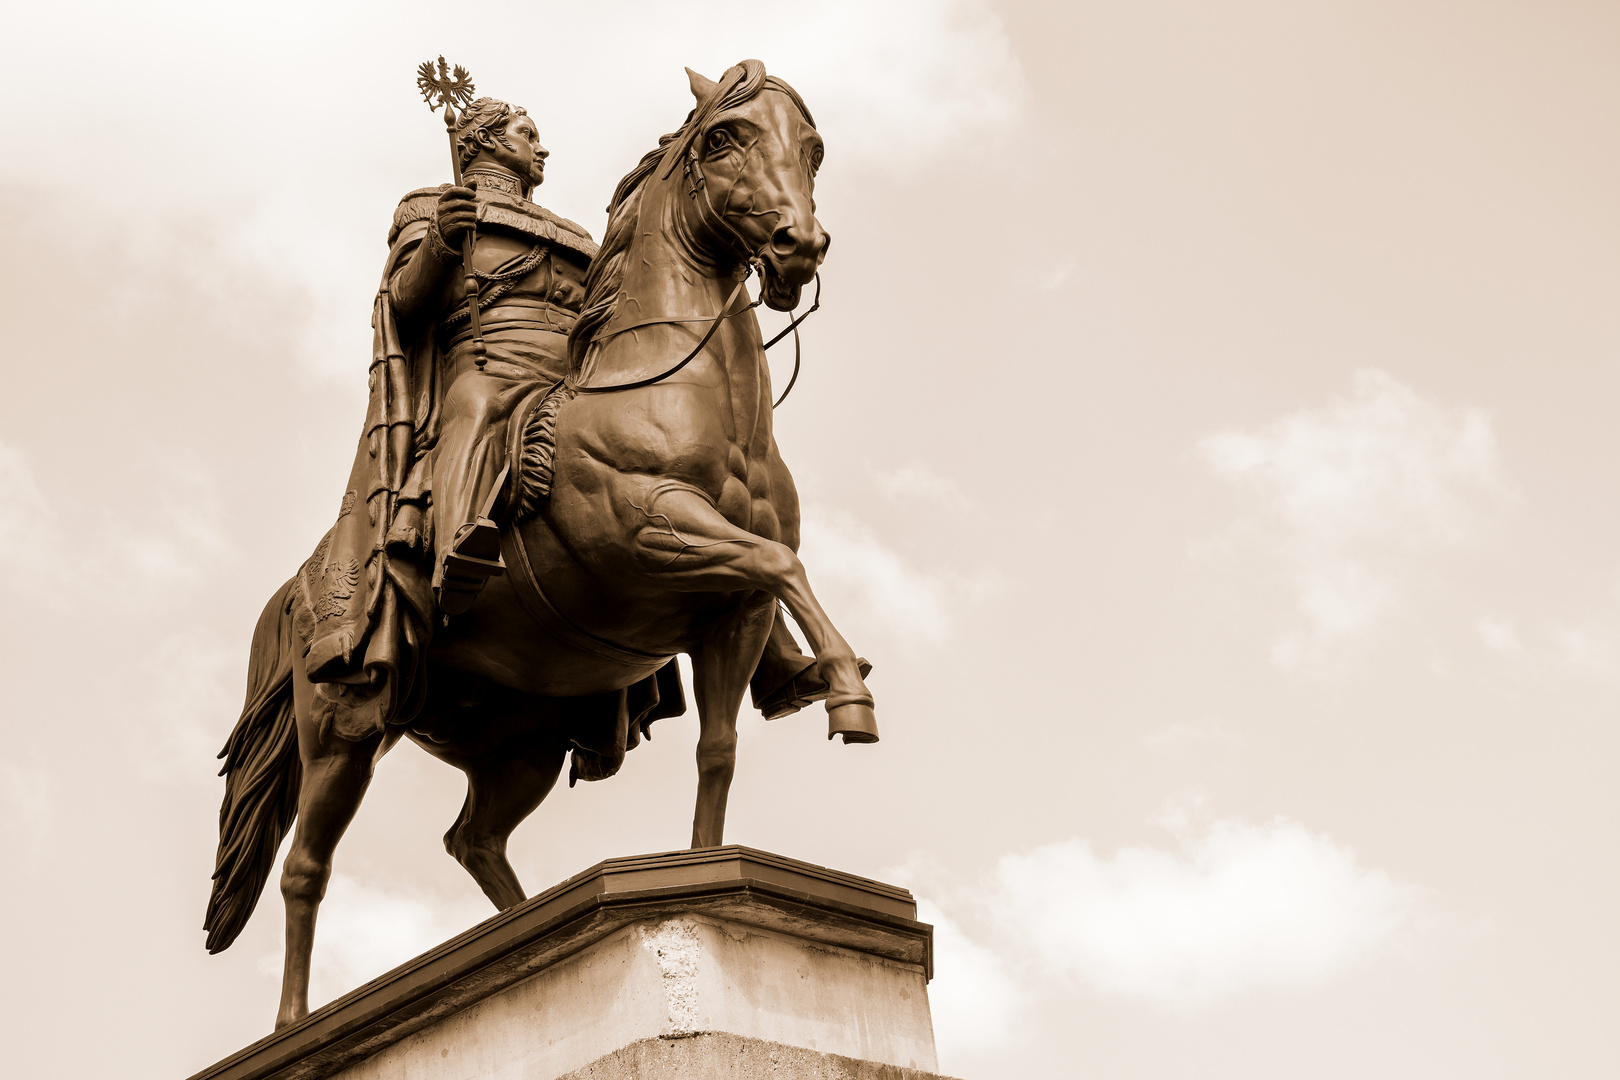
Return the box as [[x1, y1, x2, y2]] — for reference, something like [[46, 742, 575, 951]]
[[1, 1, 1617, 1077]]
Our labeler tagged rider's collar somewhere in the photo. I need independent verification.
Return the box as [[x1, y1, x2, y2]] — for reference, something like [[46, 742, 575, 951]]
[[465, 168, 525, 198]]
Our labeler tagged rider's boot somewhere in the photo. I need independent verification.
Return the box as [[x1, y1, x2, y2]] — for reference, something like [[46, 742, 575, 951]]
[[750, 611, 872, 720], [438, 516, 505, 616]]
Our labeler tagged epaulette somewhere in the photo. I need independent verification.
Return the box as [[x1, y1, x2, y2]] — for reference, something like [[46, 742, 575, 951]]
[[477, 191, 599, 261], [389, 185, 451, 247], [386, 185, 599, 262]]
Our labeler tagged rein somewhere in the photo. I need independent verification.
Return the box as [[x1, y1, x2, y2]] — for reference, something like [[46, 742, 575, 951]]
[[569, 73, 822, 407], [567, 269, 819, 408], [568, 147, 822, 407], [567, 271, 758, 397]]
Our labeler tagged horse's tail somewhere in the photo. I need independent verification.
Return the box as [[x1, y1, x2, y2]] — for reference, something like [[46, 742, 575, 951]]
[[204, 578, 302, 954]]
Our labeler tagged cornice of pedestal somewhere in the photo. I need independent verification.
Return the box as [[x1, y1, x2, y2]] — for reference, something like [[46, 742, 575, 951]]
[[187, 846, 935, 1080]]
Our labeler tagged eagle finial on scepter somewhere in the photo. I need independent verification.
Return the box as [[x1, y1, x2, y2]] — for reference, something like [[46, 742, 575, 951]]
[[417, 56, 476, 121]]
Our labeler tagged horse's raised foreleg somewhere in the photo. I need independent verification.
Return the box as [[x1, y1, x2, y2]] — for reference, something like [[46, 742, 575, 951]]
[[689, 592, 776, 847], [625, 482, 876, 740], [275, 654, 390, 1029]]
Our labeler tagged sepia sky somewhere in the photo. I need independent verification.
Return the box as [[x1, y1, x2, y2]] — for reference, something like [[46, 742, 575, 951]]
[[2, 2, 1617, 1077]]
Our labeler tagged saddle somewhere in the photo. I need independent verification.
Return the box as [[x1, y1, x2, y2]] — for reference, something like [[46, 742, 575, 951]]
[[503, 379, 576, 522]]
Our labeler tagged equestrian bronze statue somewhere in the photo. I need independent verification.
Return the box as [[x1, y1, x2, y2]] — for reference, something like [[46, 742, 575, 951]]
[[202, 60, 877, 1029]]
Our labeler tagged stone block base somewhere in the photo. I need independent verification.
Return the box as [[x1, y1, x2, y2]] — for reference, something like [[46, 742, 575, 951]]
[[562, 1032, 953, 1079], [189, 848, 956, 1080]]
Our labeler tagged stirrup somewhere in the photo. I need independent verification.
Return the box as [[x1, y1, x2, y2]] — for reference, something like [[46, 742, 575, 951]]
[[438, 517, 506, 616], [756, 657, 872, 721]]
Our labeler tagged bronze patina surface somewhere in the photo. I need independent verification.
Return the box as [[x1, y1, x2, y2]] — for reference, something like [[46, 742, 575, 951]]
[[204, 60, 879, 1030]]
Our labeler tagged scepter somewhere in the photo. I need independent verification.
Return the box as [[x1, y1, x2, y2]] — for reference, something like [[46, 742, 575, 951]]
[[417, 56, 487, 370]]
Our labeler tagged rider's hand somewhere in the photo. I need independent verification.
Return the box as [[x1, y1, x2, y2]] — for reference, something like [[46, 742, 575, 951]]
[[435, 186, 478, 248]]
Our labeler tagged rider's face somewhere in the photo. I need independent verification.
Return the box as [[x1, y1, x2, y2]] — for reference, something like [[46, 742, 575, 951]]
[[480, 115, 549, 188]]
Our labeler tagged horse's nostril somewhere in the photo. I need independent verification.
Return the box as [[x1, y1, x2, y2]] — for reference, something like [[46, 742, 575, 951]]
[[770, 227, 796, 253]]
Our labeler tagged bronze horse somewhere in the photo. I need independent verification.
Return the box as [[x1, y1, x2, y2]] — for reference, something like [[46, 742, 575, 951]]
[[204, 62, 876, 1028]]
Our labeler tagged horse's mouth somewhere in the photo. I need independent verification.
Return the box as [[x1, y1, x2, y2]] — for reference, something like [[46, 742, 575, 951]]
[[759, 260, 805, 312]]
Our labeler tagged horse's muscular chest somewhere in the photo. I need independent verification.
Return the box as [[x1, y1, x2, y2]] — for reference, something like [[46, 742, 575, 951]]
[[569, 362, 778, 537]]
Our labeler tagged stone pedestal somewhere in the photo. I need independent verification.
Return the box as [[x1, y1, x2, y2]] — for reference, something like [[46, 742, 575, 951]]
[[189, 847, 955, 1080]]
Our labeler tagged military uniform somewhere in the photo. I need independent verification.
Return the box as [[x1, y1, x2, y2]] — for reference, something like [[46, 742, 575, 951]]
[[288, 172, 597, 738], [393, 169, 598, 610]]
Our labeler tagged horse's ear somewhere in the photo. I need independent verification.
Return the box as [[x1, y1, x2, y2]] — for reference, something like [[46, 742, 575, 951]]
[[686, 67, 719, 103]]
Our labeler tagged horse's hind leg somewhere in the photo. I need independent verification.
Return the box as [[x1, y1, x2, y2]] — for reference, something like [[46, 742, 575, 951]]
[[275, 654, 391, 1029], [440, 730, 567, 910], [689, 592, 776, 848]]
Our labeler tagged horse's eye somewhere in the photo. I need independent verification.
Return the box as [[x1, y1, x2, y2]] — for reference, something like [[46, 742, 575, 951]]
[[707, 128, 731, 153]]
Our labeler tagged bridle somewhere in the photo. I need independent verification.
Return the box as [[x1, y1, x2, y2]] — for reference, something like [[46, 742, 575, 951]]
[[567, 98, 822, 409]]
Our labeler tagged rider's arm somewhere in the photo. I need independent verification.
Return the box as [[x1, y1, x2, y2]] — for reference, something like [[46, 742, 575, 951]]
[[389, 187, 477, 320]]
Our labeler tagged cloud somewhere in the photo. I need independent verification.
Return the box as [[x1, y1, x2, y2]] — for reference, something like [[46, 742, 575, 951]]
[[0, 437, 234, 606], [0, 760, 53, 869], [1038, 255, 1078, 292], [3, 1, 1026, 373], [759, 0, 1026, 165], [1476, 614, 1524, 655], [798, 503, 995, 644], [0, 442, 53, 585], [1200, 369, 1506, 669], [992, 806, 1424, 1009], [0, 763, 52, 838], [1467, 601, 1620, 684], [917, 899, 1023, 1057], [261, 873, 491, 1008], [1141, 717, 1244, 754], [893, 805, 1428, 1072], [138, 635, 244, 779], [875, 464, 969, 506]]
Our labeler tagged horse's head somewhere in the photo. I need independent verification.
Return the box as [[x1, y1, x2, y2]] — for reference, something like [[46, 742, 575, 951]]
[[679, 63, 829, 311]]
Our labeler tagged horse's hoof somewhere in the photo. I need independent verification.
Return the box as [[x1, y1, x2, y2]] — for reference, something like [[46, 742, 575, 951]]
[[827, 702, 879, 744]]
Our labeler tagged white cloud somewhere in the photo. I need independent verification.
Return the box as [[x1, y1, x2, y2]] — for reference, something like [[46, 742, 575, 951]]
[[260, 873, 492, 1008], [0, 760, 52, 868], [1038, 255, 1078, 292], [139, 635, 243, 779], [875, 463, 968, 505], [1467, 605, 1620, 684], [0, 442, 53, 587], [0, 440, 233, 605], [917, 899, 1023, 1058], [992, 807, 1423, 1008], [1552, 623, 1615, 673], [0, 763, 52, 838], [1141, 717, 1244, 753], [798, 503, 995, 644], [1200, 369, 1506, 669], [5, 2, 1028, 386], [1476, 614, 1524, 655], [760, 0, 1026, 165]]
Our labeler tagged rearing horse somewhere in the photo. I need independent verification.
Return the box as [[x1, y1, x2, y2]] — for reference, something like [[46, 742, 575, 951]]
[[204, 61, 877, 1029]]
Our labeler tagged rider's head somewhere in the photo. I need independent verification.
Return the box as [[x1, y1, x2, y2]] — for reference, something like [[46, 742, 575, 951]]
[[455, 98, 549, 192]]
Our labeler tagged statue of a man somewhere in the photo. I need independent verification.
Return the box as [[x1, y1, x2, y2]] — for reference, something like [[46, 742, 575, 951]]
[[287, 96, 837, 740], [398, 98, 588, 613], [287, 96, 595, 736]]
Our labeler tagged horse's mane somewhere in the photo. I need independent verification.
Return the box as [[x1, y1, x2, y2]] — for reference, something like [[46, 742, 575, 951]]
[[567, 60, 814, 371]]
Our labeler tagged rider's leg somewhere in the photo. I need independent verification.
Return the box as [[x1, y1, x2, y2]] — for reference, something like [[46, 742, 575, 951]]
[[433, 372, 510, 614], [748, 609, 817, 718], [750, 612, 873, 720]]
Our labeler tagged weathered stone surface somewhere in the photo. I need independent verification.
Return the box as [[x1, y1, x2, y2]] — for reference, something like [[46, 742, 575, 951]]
[[559, 1032, 959, 1080], [188, 848, 941, 1080], [341, 915, 936, 1079]]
